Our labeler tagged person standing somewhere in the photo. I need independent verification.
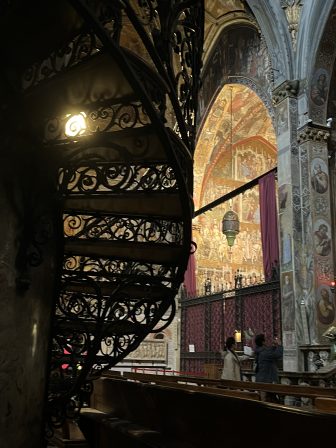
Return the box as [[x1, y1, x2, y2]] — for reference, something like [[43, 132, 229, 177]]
[[221, 336, 250, 381], [254, 334, 283, 402]]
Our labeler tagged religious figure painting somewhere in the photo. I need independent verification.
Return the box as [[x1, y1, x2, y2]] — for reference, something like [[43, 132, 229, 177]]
[[281, 232, 292, 266], [277, 147, 291, 184], [278, 184, 289, 211], [276, 101, 288, 136], [310, 69, 329, 107], [316, 286, 335, 325], [314, 219, 331, 257], [281, 272, 295, 332], [311, 158, 329, 194]]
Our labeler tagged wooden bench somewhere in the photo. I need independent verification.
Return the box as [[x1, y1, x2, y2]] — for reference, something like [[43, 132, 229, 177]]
[[79, 375, 336, 448]]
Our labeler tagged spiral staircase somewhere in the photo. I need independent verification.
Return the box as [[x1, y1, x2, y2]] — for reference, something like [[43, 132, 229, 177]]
[[0, 0, 203, 437]]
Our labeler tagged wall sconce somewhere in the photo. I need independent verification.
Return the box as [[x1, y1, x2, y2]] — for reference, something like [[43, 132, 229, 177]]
[[65, 111, 87, 138], [234, 330, 241, 343]]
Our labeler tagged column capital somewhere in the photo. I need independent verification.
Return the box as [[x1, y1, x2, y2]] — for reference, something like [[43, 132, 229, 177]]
[[273, 80, 300, 104], [297, 122, 330, 144]]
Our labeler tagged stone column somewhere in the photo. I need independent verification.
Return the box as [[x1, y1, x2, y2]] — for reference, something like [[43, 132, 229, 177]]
[[0, 145, 58, 447], [297, 123, 333, 345], [274, 79, 334, 371], [273, 80, 303, 371]]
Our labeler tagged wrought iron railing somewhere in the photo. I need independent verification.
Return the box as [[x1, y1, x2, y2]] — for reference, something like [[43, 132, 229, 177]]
[[32, 0, 205, 436], [180, 281, 281, 375]]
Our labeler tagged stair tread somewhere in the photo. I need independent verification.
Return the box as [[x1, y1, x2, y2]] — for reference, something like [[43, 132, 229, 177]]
[[63, 195, 182, 218], [60, 280, 173, 298], [54, 318, 148, 335], [64, 240, 185, 264]]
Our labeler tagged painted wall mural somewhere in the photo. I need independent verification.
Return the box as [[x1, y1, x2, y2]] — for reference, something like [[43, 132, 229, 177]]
[[310, 68, 329, 107], [199, 25, 272, 122], [281, 271, 295, 332], [195, 84, 276, 210], [193, 84, 277, 294], [193, 192, 265, 294], [206, 0, 244, 18], [316, 285, 335, 325], [314, 219, 332, 257], [311, 158, 329, 194]]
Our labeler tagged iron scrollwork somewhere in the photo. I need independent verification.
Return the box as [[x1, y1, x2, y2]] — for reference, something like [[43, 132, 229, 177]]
[[59, 163, 178, 193], [64, 213, 183, 244], [45, 0, 203, 436]]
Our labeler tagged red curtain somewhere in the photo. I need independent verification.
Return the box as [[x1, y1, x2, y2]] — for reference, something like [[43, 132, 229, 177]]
[[258, 171, 279, 281]]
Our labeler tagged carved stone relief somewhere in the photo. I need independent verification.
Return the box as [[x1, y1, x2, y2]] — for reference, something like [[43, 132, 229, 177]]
[[281, 0, 303, 52], [125, 340, 167, 361], [297, 125, 330, 144], [273, 79, 299, 105]]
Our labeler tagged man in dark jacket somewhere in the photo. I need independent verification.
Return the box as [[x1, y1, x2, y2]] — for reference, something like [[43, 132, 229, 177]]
[[254, 334, 283, 401]]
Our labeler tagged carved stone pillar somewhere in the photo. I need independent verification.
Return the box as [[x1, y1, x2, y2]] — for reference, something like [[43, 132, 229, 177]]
[[273, 80, 304, 371], [275, 77, 334, 370], [297, 123, 333, 345]]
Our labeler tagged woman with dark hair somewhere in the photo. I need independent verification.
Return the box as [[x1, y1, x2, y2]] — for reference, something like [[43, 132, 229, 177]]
[[221, 336, 250, 380]]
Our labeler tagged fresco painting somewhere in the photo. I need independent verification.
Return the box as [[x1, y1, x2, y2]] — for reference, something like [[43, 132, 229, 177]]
[[281, 272, 295, 332], [310, 68, 329, 107], [276, 100, 289, 136], [311, 158, 329, 194], [195, 84, 276, 210], [316, 285, 335, 326], [193, 84, 277, 294], [314, 219, 332, 257], [193, 199, 265, 294], [206, 0, 244, 18], [199, 25, 271, 120]]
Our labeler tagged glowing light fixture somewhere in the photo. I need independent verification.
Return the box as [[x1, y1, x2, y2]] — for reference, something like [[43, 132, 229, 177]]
[[234, 330, 241, 343], [65, 111, 87, 137]]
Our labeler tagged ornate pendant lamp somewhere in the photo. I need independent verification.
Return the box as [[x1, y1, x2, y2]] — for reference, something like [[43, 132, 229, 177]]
[[221, 86, 239, 248], [222, 208, 239, 247]]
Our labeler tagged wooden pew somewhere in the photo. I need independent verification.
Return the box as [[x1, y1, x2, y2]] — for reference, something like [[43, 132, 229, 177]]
[[314, 397, 336, 413], [143, 379, 260, 401], [122, 371, 336, 405], [80, 375, 336, 448]]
